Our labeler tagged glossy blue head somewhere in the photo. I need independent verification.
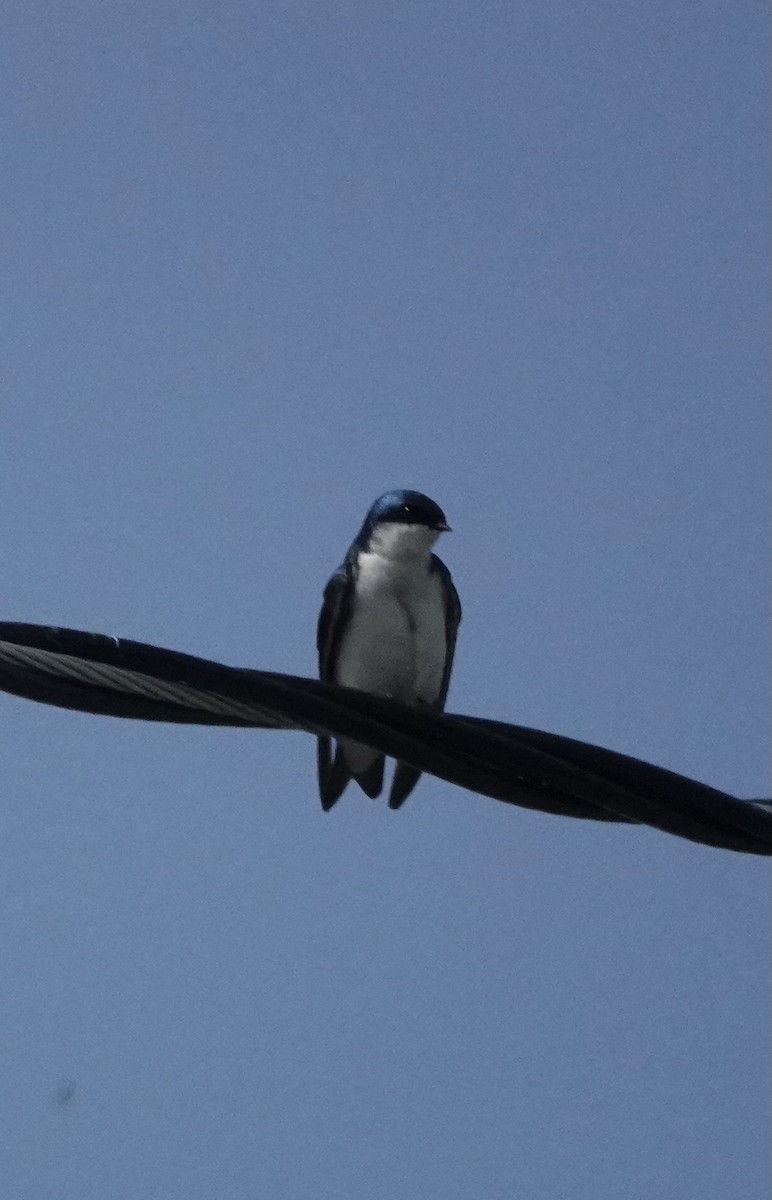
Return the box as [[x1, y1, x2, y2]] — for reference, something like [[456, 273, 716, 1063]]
[[369, 490, 450, 530], [354, 490, 451, 556]]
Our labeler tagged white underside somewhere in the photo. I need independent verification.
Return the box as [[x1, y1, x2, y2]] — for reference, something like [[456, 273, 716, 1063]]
[[334, 524, 449, 775]]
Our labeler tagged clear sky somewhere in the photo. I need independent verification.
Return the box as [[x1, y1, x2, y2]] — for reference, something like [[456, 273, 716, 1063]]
[[0, 2, 769, 1197]]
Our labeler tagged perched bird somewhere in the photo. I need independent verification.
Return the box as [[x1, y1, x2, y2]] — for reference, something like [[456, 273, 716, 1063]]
[[317, 490, 461, 810]]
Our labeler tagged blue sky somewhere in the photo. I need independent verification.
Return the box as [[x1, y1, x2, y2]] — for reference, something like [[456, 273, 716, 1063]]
[[1, 2, 769, 1197]]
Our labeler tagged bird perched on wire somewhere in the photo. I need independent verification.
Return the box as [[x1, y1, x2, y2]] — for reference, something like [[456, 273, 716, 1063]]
[[317, 490, 461, 810]]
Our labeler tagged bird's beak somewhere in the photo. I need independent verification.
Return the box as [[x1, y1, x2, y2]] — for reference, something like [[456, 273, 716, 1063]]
[[435, 522, 452, 533]]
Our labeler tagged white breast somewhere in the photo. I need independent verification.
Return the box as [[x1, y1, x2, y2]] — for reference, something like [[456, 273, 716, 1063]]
[[335, 546, 448, 706]]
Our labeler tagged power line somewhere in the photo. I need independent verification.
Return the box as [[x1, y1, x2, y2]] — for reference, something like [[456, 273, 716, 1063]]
[[0, 622, 770, 856]]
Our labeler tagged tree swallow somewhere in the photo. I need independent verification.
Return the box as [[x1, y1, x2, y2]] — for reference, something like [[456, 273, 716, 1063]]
[[317, 490, 461, 811]]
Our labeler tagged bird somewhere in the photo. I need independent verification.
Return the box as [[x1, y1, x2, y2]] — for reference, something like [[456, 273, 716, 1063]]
[[317, 490, 461, 811]]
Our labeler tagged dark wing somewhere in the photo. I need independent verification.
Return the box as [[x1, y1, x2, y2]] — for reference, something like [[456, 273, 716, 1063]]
[[317, 562, 356, 681], [317, 561, 357, 809], [431, 555, 462, 710], [388, 557, 461, 810]]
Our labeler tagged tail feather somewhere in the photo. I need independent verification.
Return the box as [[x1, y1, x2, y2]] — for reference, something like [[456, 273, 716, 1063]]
[[388, 763, 422, 810], [318, 737, 385, 807], [354, 754, 385, 799], [317, 736, 351, 810]]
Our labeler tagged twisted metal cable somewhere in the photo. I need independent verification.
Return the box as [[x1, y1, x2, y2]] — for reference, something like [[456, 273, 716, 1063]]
[[0, 622, 770, 856]]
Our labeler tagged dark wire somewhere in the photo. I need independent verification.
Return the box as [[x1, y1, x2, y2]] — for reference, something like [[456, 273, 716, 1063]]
[[0, 622, 770, 856]]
